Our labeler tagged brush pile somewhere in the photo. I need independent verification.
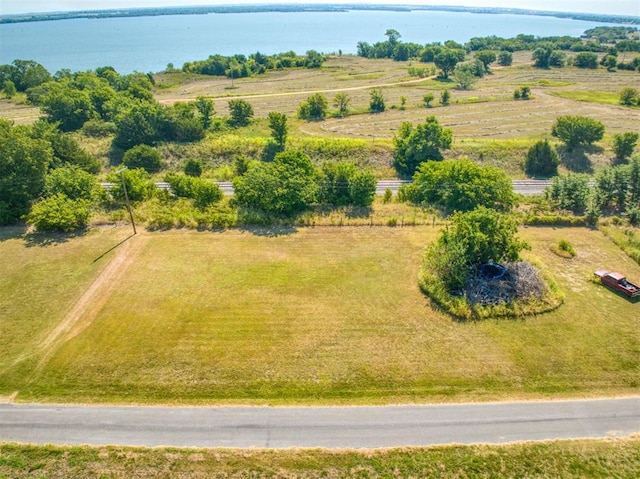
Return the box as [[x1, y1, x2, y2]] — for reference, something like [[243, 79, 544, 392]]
[[464, 262, 547, 306]]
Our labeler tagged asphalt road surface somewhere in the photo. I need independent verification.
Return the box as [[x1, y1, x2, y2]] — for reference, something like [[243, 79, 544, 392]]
[[102, 180, 551, 196], [1, 398, 638, 448]]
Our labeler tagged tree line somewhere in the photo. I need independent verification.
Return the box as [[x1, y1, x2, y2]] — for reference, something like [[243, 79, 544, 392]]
[[357, 27, 640, 73]]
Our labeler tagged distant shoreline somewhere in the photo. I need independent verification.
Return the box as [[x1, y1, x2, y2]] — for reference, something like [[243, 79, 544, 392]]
[[1, 3, 639, 25]]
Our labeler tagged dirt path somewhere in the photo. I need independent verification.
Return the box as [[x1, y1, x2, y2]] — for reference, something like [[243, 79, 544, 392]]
[[33, 233, 149, 371], [157, 75, 434, 105]]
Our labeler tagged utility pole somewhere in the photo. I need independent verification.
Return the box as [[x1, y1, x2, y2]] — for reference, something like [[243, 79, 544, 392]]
[[116, 167, 137, 235]]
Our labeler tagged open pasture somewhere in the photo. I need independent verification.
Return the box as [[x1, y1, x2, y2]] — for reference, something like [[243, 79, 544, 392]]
[[154, 54, 640, 142], [0, 224, 638, 405]]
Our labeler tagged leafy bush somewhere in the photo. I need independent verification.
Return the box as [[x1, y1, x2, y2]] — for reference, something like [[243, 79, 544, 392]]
[[525, 140, 559, 178], [545, 174, 591, 213], [165, 173, 223, 208], [109, 168, 156, 202], [228, 99, 254, 127], [183, 158, 203, 177], [297, 93, 328, 121], [27, 194, 90, 232], [551, 239, 577, 258], [369, 89, 386, 113], [233, 150, 319, 216], [403, 159, 516, 213], [319, 162, 376, 207], [82, 119, 116, 137], [393, 116, 453, 177], [123, 144, 163, 173], [552, 115, 605, 148], [45, 165, 99, 201]]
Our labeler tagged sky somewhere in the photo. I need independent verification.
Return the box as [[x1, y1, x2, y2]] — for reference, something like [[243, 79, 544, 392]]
[[1, 1, 639, 16]]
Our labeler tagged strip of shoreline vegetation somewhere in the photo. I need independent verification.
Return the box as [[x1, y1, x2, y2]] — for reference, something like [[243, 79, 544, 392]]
[[1, 438, 639, 478], [1, 4, 638, 25]]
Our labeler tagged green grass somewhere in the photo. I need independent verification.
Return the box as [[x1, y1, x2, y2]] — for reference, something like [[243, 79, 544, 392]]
[[1, 438, 639, 478], [1, 225, 639, 405], [549, 90, 621, 105]]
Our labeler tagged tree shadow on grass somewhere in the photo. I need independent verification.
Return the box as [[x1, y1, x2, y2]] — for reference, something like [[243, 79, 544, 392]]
[[23, 229, 88, 248], [0, 225, 28, 243], [238, 225, 297, 237], [557, 145, 603, 174]]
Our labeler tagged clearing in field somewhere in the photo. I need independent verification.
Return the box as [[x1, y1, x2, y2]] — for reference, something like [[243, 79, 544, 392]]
[[0, 224, 638, 405]]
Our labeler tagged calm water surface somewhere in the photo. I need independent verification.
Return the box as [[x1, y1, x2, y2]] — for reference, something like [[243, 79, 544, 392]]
[[0, 10, 624, 73]]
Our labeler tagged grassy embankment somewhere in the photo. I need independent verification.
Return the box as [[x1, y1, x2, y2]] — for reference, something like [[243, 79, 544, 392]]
[[1, 437, 639, 478], [1, 224, 638, 405]]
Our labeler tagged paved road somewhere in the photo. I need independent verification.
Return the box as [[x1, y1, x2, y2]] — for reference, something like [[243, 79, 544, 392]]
[[1, 398, 638, 448], [102, 179, 550, 196]]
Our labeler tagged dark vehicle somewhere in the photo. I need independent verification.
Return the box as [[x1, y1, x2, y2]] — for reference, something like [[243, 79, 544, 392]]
[[594, 270, 640, 298]]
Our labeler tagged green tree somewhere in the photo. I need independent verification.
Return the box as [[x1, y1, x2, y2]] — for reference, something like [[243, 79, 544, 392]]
[[497, 51, 513, 66], [619, 87, 639, 106], [113, 101, 162, 150], [11, 59, 51, 91], [27, 193, 90, 232], [184, 158, 203, 177], [165, 173, 223, 208], [474, 50, 496, 72], [434, 49, 465, 78], [369, 88, 386, 113], [233, 150, 319, 216], [601, 54, 618, 72], [393, 116, 453, 177], [333, 92, 351, 117], [422, 93, 434, 107], [546, 174, 591, 213], [443, 207, 528, 265], [573, 52, 598, 69], [44, 165, 99, 201], [0, 121, 52, 224], [552, 115, 605, 149], [440, 89, 451, 106], [612, 132, 639, 162], [297, 93, 328, 121], [403, 159, 516, 213], [109, 168, 156, 202], [319, 162, 377, 207], [30, 121, 100, 173], [532, 46, 553, 68], [195, 96, 214, 129], [228, 99, 254, 127], [349, 170, 377, 207], [123, 144, 162, 173], [453, 62, 478, 90], [428, 207, 529, 291], [40, 82, 95, 132], [2, 80, 16, 98], [525, 140, 560, 178], [267, 111, 288, 149]]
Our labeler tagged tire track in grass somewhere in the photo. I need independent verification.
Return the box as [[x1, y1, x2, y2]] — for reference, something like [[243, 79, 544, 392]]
[[32, 233, 149, 372]]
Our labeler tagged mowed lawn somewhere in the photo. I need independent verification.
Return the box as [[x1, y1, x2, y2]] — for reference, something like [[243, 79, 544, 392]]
[[1, 225, 638, 404]]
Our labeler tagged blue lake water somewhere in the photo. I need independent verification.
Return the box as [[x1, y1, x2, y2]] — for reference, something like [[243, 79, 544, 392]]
[[0, 10, 624, 74]]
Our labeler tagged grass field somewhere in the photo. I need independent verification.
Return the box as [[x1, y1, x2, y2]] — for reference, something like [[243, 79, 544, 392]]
[[1, 224, 638, 405], [1, 437, 639, 478]]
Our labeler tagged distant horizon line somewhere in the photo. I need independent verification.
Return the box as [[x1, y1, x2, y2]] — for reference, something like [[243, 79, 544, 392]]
[[2, 3, 639, 25]]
